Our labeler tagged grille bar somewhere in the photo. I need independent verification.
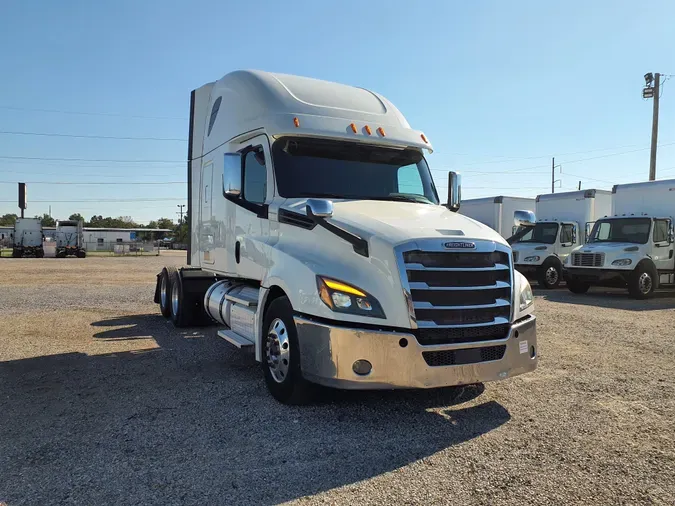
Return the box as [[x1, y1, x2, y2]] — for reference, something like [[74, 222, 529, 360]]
[[413, 299, 510, 310], [416, 317, 510, 329], [404, 263, 510, 272], [408, 280, 511, 291], [572, 252, 604, 267]]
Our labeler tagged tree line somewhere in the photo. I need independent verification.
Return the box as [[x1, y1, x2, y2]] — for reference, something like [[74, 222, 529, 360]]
[[0, 213, 188, 242]]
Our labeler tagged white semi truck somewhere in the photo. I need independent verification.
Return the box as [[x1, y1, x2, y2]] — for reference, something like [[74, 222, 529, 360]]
[[153, 70, 538, 404], [459, 196, 536, 238], [511, 189, 613, 288], [12, 218, 44, 258], [55, 219, 86, 258], [564, 179, 675, 299]]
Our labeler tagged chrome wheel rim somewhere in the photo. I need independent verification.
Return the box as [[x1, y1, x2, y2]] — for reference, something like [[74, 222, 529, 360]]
[[638, 272, 652, 294], [266, 318, 290, 384], [160, 275, 168, 308], [546, 266, 559, 286], [171, 280, 179, 316]]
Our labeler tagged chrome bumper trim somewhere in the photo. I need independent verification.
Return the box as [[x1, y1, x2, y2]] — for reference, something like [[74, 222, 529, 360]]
[[294, 315, 537, 390]]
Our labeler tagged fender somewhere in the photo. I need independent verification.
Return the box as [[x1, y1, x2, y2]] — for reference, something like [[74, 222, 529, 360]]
[[635, 258, 658, 288]]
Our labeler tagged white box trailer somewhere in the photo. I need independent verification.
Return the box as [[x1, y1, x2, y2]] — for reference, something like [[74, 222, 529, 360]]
[[512, 189, 613, 288], [152, 70, 539, 404], [55, 220, 86, 258], [459, 196, 535, 238], [12, 218, 44, 258], [565, 179, 675, 298]]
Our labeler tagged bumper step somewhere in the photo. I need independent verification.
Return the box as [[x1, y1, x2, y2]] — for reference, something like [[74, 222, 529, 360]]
[[217, 329, 254, 349]]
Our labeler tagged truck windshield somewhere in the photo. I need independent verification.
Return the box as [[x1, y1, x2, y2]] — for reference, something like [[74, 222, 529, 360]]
[[513, 222, 559, 244], [271, 137, 439, 204], [588, 218, 651, 244]]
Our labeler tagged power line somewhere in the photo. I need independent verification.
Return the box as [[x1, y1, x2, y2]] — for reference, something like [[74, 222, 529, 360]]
[[0, 198, 186, 203], [0, 155, 184, 163], [0, 105, 186, 120], [0, 130, 187, 142], [0, 180, 185, 185]]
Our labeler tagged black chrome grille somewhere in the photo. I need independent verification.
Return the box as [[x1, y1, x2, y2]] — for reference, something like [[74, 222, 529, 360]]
[[572, 253, 604, 267], [422, 345, 507, 367], [402, 244, 513, 346], [416, 324, 510, 345]]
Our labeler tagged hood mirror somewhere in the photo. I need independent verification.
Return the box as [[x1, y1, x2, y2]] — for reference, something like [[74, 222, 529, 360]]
[[514, 210, 536, 228], [306, 199, 334, 219]]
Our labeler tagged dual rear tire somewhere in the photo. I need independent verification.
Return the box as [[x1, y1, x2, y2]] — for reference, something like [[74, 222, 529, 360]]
[[158, 266, 189, 326]]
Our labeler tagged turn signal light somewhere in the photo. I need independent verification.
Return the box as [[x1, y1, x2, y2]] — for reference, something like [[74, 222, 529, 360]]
[[377, 127, 386, 137], [364, 125, 372, 135], [421, 133, 429, 143], [293, 117, 300, 127], [349, 123, 358, 133]]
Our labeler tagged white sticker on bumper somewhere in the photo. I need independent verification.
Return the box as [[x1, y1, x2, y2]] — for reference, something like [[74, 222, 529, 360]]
[[519, 340, 528, 354]]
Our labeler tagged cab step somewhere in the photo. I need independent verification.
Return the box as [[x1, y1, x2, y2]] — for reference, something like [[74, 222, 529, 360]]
[[217, 329, 254, 349]]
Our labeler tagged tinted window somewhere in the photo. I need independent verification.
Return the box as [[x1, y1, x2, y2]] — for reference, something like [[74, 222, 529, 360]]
[[561, 224, 574, 243], [208, 97, 222, 136], [243, 148, 267, 204], [654, 219, 669, 243], [514, 222, 559, 244], [271, 137, 439, 204]]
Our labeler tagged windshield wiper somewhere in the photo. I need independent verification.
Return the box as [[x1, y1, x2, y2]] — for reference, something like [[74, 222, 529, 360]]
[[298, 192, 359, 199]]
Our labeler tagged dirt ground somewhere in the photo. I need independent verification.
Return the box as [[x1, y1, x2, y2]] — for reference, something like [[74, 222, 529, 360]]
[[1, 253, 674, 505]]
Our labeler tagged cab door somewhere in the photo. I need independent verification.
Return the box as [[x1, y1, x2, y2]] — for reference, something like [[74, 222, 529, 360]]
[[652, 218, 674, 272], [233, 135, 273, 281], [200, 160, 215, 265]]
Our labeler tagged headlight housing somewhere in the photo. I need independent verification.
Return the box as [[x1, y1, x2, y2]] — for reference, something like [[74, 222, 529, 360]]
[[524, 256, 540, 262], [316, 276, 386, 318], [519, 281, 534, 311], [611, 258, 632, 266]]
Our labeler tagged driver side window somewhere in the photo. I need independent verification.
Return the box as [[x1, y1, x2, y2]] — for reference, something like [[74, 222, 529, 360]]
[[654, 219, 669, 243]]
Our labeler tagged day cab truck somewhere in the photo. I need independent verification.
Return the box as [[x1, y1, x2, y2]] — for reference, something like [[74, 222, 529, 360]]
[[459, 196, 535, 239], [511, 189, 612, 288], [54, 220, 86, 258], [564, 179, 675, 299], [12, 218, 44, 258], [153, 70, 539, 404]]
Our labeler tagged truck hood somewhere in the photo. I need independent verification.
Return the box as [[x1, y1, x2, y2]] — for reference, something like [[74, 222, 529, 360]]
[[576, 242, 643, 252], [286, 200, 508, 246]]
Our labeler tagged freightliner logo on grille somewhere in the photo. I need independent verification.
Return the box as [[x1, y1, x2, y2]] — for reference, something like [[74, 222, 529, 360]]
[[444, 241, 476, 249]]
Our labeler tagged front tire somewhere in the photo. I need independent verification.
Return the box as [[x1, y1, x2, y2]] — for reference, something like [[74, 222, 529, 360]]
[[567, 278, 590, 294], [537, 259, 562, 289], [629, 264, 655, 299], [262, 296, 315, 405]]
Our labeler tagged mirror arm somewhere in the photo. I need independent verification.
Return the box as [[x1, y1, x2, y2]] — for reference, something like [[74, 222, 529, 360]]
[[306, 207, 369, 257], [506, 227, 532, 245]]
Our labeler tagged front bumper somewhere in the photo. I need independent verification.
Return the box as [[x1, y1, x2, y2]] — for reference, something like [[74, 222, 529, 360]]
[[295, 315, 537, 390], [515, 264, 540, 278], [564, 267, 630, 285]]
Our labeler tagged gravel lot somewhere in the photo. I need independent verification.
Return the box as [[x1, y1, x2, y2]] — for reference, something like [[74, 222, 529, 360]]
[[1, 254, 674, 505]]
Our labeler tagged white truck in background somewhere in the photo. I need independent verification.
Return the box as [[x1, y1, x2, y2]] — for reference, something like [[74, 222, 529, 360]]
[[55, 220, 86, 258], [153, 70, 538, 404], [12, 218, 44, 258], [459, 196, 536, 238], [511, 189, 613, 288], [564, 179, 675, 299]]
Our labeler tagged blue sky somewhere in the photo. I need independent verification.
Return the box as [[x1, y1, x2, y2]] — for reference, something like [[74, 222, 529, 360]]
[[1, 0, 674, 223]]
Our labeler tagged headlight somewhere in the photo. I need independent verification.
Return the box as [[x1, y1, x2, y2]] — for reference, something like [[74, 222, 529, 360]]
[[316, 276, 386, 318], [524, 256, 540, 262], [611, 258, 632, 266], [519, 281, 534, 311]]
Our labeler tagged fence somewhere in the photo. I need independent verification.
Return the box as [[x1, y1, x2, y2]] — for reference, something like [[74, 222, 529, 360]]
[[84, 241, 160, 256]]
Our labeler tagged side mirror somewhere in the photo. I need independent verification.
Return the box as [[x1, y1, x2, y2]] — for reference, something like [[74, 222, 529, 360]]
[[446, 171, 461, 212], [306, 198, 334, 219], [223, 153, 242, 197], [514, 210, 536, 228]]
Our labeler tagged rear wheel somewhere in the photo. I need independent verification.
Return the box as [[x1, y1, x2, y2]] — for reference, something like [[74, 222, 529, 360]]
[[36, 248, 44, 258], [262, 296, 315, 405], [76, 249, 86, 258], [158, 266, 176, 318], [628, 264, 655, 299], [537, 259, 562, 289], [169, 270, 190, 327]]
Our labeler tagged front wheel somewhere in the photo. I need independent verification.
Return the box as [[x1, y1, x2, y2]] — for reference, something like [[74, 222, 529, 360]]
[[628, 264, 655, 299], [567, 278, 590, 294], [537, 259, 562, 289], [262, 296, 315, 405]]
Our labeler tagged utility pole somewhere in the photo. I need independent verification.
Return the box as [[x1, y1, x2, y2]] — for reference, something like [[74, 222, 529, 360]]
[[643, 73, 661, 180], [551, 158, 562, 193], [176, 204, 186, 224]]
